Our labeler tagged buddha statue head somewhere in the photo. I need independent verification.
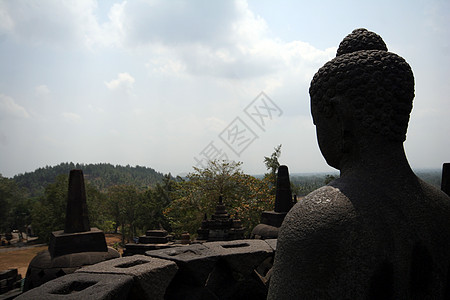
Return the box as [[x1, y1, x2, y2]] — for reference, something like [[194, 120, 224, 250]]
[[309, 28, 415, 169]]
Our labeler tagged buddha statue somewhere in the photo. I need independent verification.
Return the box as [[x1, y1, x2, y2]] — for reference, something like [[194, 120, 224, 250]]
[[268, 29, 450, 299]]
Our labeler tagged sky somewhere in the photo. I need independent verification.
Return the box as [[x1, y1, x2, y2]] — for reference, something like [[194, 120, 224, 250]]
[[0, 0, 449, 178]]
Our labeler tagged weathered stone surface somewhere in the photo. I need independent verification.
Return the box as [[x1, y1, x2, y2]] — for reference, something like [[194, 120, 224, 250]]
[[23, 248, 120, 291], [123, 243, 172, 256], [49, 228, 108, 257], [146, 244, 218, 286], [77, 255, 178, 300], [268, 28, 450, 299], [0, 269, 18, 281], [65, 169, 90, 233], [259, 211, 287, 228], [138, 236, 168, 244], [204, 262, 268, 300], [264, 239, 277, 251], [145, 229, 167, 237], [16, 273, 133, 300], [252, 223, 280, 240], [204, 240, 272, 276], [149, 240, 272, 300]]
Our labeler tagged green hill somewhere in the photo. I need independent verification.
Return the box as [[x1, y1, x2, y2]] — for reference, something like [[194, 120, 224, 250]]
[[13, 162, 165, 197]]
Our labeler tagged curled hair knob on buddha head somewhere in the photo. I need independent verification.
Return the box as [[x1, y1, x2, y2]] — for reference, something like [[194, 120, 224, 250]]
[[309, 28, 415, 142], [336, 28, 387, 56]]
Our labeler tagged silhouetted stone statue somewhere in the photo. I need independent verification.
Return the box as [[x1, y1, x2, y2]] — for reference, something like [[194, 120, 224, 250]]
[[252, 165, 294, 239], [268, 29, 450, 299]]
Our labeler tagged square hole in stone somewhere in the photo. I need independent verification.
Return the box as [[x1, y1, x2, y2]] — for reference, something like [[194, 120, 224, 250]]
[[220, 243, 249, 249], [51, 281, 97, 295], [115, 260, 149, 268]]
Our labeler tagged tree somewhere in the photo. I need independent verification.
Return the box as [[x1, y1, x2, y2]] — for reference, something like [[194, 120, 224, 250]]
[[263, 144, 282, 195], [107, 185, 141, 243], [85, 182, 111, 232], [31, 174, 68, 242], [164, 160, 274, 237], [324, 174, 338, 185], [0, 174, 30, 234]]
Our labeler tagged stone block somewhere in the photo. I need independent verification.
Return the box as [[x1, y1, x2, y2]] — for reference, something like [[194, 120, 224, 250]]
[[0, 269, 18, 281], [264, 239, 277, 251], [23, 248, 120, 291], [260, 211, 287, 227], [138, 236, 168, 244], [145, 230, 167, 237], [123, 243, 172, 256], [252, 224, 280, 239], [49, 228, 107, 257], [146, 244, 218, 286], [15, 273, 133, 300], [204, 240, 273, 276], [77, 255, 178, 300]]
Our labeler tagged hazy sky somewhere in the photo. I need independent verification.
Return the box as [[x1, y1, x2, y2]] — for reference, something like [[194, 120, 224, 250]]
[[0, 0, 449, 178]]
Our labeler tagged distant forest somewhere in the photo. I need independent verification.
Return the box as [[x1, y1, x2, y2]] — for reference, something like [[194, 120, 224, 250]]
[[10, 163, 443, 199], [1, 159, 444, 243], [12, 162, 165, 197], [289, 169, 442, 197]]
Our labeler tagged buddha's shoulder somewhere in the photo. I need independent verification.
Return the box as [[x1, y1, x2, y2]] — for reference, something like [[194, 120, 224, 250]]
[[282, 185, 357, 232], [296, 185, 354, 213]]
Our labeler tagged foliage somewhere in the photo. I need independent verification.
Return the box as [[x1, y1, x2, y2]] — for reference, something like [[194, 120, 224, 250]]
[[324, 174, 338, 185], [107, 185, 140, 243], [13, 162, 164, 197], [0, 174, 32, 234], [263, 144, 282, 195], [164, 160, 274, 237], [31, 174, 68, 242], [106, 177, 174, 243], [290, 174, 338, 196]]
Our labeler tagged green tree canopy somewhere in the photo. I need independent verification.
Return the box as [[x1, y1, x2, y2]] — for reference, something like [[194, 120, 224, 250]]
[[164, 160, 274, 237]]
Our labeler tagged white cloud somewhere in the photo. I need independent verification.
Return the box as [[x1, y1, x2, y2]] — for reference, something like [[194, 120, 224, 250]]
[[62, 112, 81, 122], [0, 94, 29, 118], [147, 57, 186, 75], [35, 85, 51, 99], [110, 0, 333, 81], [0, 0, 100, 47], [104, 72, 135, 91]]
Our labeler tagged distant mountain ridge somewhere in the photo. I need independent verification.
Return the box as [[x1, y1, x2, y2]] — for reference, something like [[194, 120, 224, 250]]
[[13, 162, 165, 197]]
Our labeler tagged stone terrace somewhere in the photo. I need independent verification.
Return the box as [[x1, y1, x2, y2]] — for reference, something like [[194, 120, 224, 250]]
[[16, 239, 276, 300]]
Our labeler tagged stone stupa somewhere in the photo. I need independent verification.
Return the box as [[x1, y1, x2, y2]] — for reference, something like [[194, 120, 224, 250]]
[[197, 196, 245, 241], [23, 170, 119, 291], [252, 165, 294, 239]]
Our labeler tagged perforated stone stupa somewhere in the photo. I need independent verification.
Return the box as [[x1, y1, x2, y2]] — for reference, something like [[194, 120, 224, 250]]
[[197, 196, 245, 241], [123, 228, 174, 256]]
